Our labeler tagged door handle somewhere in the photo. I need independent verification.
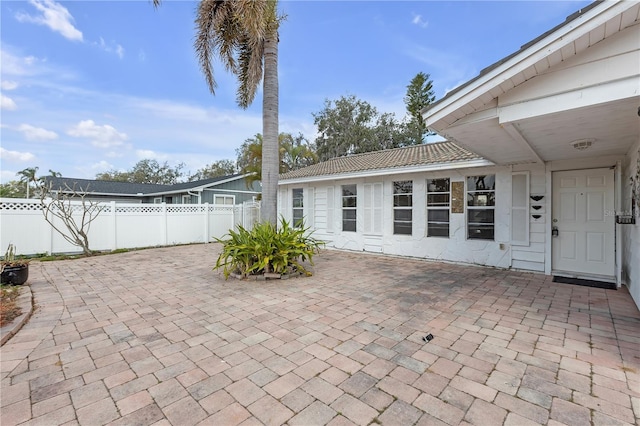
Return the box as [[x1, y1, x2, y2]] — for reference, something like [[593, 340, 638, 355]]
[[552, 226, 559, 237]]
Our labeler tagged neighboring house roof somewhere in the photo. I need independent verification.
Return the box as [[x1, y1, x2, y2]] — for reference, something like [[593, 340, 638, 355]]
[[45, 177, 170, 197], [279, 141, 491, 183], [45, 174, 253, 197]]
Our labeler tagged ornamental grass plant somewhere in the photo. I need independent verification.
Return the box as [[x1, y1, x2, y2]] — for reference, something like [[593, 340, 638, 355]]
[[214, 218, 324, 279]]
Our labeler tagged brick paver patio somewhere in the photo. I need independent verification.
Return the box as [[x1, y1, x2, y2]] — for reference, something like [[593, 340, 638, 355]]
[[1, 244, 639, 425]]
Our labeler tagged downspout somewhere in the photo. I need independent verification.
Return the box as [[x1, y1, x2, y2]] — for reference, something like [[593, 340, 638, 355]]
[[188, 190, 202, 204]]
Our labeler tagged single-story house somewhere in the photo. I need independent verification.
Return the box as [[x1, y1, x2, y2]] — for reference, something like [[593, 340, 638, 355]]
[[278, 1, 640, 309], [45, 174, 261, 205]]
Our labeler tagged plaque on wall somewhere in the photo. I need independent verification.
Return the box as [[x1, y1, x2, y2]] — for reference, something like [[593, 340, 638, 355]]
[[451, 181, 464, 213]]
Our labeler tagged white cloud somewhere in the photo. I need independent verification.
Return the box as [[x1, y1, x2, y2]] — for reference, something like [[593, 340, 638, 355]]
[[0, 147, 35, 162], [18, 124, 58, 141], [67, 120, 128, 148], [412, 14, 428, 29], [0, 170, 17, 184], [15, 0, 83, 42], [1, 81, 19, 90], [138, 49, 146, 62], [95, 37, 125, 59], [1, 94, 18, 110], [91, 160, 113, 171]]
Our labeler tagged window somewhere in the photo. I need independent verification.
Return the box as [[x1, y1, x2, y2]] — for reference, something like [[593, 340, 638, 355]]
[[393, 181, 412, 235], [467, 175, 495, 240], [427, 178, 450, 237], [342, 184, 357, 232], [292, 188, 304, 228], [153, 197, 162, 204], [214, 195, 234, 205], [182, 195, 191, 204]]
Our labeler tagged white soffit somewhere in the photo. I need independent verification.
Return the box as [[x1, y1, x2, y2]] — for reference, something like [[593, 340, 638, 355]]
[[424, 1, 639, 131]]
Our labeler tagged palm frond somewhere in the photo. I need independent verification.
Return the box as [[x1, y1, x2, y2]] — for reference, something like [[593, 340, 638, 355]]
[[236, 35, 264, 108]]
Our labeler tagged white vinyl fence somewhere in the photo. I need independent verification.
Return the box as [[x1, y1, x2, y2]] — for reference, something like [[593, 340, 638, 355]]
[[0, 198, 261, 256]]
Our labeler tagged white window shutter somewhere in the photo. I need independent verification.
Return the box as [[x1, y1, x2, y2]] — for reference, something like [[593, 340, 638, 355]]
[[307, 187, 315, 229], [511, 172, 529, 245], [373, 183, 383, 234], [327, 186, 334, 232], [364, 184, 373, 233], [281, 188, 289, 222]]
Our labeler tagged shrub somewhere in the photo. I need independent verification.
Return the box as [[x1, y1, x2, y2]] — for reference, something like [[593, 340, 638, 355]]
[[213, 218, 324, 279]]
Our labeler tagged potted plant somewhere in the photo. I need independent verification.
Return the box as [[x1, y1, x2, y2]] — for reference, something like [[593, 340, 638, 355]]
[[1, 244, 29, 285]]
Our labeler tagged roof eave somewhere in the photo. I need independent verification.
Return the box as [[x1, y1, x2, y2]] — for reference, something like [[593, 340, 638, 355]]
[[423, 1, 626, 131], [278, 159, 495, 185]]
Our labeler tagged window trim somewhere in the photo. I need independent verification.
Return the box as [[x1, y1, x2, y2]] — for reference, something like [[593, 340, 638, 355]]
[[292, 188, 304, 228], [341, 184, 357, 232], [214, 194, 235, 206], [393, 180, 413, 236], [426, 177, 451, 238], [466, 174, 496, 241]]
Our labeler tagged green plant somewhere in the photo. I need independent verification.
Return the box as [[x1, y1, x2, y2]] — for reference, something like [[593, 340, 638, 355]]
[[1, 244, 29, 271], [213, 217, 324, 279]]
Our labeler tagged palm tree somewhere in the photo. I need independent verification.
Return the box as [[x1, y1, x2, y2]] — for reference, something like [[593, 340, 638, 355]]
[[16, 167, 38, 199], [153, 0, 281, 225]]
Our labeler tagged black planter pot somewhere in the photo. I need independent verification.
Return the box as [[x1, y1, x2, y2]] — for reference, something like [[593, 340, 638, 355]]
[[1, 264, 29, 285]]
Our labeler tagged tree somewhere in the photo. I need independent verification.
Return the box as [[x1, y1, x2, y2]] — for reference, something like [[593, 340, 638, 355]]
[[0, 181, 26, 198], [404, 72, 436, 144], [16, 167, 39, 198], [39, 181, 102, 256], [189, 160, 237, 181], [237, 132, 316, 187], [280, 133, 317, 173], [96, 159, 184, 185], [153, 0, 282, 225], [313, 95, 407, 161]]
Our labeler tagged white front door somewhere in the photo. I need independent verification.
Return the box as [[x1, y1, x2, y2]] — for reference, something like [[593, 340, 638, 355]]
[[552, 168, 615, 280]]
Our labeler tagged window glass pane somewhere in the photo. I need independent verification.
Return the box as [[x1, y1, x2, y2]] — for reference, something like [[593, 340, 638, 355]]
[[394, 209, 412, 221], [393, 181, 412, 194], [427, 194, 450, 206], [343, 197, 357, 208], [394, 223, 412, 235], [342, 185, 356, 197], [468, 209, 495, 224], [467, 175, 495, 191], [467, 192, 495, 206], [428, 223, 449, 237], [343, 219, 356, 232], [343, 209, 357, 220], [428, 209, 449, 222], [427, 178, 450, 192], [468, 224, 494, 240], [394, 194, 412, 207]]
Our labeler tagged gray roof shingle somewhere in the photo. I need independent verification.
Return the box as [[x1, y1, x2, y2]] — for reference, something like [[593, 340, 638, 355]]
[[44, 174, 243, 196], [279, 141, 484, 180]]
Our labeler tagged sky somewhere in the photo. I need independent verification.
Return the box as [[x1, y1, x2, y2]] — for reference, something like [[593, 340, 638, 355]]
[[0, 0, 593, 183]]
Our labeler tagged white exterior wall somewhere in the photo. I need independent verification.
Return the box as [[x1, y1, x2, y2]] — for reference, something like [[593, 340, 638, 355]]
[[622, 139, 640, 307], [279, 165, 535, 270]]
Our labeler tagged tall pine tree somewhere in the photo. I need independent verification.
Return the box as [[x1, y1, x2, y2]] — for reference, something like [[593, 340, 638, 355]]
[[404, 72, 436, 144]]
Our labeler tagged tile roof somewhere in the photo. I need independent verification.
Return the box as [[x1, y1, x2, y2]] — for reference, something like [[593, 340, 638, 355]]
[[279, 141, 484, 180]]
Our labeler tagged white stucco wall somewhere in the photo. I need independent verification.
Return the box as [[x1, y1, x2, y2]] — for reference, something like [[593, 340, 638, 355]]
[[622, 139, 640, 308], [280, 165, 520, 270]]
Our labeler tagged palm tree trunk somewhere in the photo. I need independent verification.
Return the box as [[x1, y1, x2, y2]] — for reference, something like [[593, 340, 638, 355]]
[[261, 28, 279, 226]]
